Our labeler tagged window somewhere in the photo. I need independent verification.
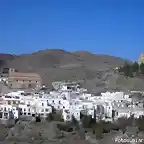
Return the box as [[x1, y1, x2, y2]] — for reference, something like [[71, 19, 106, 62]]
[[24, 108, 26, 111], [67, 86, 71, 89], [42, 103, 44, 106], [4, 112, 8, 117], [29, 80, 31, 82], [41, 109, 44, 112], [16, 80, 18, 82], [32, 114, 35, 117], [52, 100, 54, 103], [45, 109, 48, 112], [63, 106, 65, 109], [66, 115, 70, 119], [24, 113, 26, 115], [8, 101, 11, 105], [4, 107, 6, 111], [28, 84, 32, 88], [28, 108, 30, 112], [13, 101, 16, 104], [59, 101, 61, 104], [15, 96, 19, 99], [4, 113, 8, 119], [0, 112, 2, 118], [28, 113, 31, 115]]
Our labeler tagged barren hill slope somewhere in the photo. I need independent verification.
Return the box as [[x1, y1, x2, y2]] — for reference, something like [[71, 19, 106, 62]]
[[1, 49, 142, 92]]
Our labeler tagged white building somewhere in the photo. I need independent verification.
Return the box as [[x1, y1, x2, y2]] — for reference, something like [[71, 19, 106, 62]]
[[0, 82, 143, 123]]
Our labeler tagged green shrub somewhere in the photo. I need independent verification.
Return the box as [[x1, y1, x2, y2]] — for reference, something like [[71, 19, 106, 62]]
[[57, 123, 73, 132], [46, 111, 63, 122], [71, 115, 79, 129], [81, 115, 92, 128]]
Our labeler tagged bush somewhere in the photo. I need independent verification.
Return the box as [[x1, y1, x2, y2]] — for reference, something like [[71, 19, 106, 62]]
[[136, 116, 144, 131], [140, 63, 144, 74], [96, 121, 113, 134], [46, 113, 53, 121], [80, 112, 84, 119], [71, 115, 79, 129], [81, 115, 93, 128], [117, 117, 132, 126], [122, 61, 133, 78], [111, 124, 120, 131], [132, 62, 139, 73], [118, 61, 141, 77], [116, 116, 135, 133], [46, 111, 63, 122], [102, 122, 112, 133], [36, 115, 41, 122], [57, 123, 73, 132], [53, 112, 64, 122], [71, 115, 78, 125]]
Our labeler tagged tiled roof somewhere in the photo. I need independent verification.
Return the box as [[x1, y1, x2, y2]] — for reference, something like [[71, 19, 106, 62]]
[[9, 72, 40, 78]]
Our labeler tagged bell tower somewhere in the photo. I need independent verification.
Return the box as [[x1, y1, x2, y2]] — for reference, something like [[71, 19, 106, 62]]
[[138, 52, 144, 64]]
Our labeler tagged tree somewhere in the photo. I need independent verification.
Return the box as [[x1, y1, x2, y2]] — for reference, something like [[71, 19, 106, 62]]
[[131, 62, 139, 73], [53, 112, 64, 122], [71, 115, 79, 129], [112, 110, 116, 121], [116, 117, 134, 133], [94, 108, 96, 121], [123, 61, 133, 78], [140, 63, 144, 74], [81, 115, 92, 128], [136, 115, 144, 131], [46, 113, 53, 121]]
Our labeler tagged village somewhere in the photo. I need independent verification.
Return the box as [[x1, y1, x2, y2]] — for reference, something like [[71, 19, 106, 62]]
[[0, 68, 144, 122], [0, 68, 143, 144]]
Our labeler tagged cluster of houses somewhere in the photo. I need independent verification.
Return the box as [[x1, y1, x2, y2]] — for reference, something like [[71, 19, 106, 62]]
[[0, 80, 144, 123]]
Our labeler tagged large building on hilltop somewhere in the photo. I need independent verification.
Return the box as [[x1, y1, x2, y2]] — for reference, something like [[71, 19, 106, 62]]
[[8, 70, 41, 89], [138, 52, 144, 64]]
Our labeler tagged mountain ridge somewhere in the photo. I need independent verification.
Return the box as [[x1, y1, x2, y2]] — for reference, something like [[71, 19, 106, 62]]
[[1, 49, 141, 92], [0, 48, 127, 70]]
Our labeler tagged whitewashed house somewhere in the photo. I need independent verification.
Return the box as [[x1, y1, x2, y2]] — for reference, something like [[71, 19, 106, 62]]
[[0, 104, 19, 120]]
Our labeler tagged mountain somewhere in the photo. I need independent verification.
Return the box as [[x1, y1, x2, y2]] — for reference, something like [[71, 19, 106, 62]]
[[1, 49, 143, 92], [0, 53, 16, 68]]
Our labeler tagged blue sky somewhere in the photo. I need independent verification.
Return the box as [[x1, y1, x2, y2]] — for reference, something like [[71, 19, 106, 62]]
[[0, 0, 144, 61]]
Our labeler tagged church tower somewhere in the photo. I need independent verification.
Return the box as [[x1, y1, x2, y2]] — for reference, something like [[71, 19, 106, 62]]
[[138, 52, 144, 64]]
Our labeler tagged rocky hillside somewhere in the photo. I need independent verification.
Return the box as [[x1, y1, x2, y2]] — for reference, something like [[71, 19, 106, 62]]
[[0, 53, 15, 67], [1, 49, 143, 92]]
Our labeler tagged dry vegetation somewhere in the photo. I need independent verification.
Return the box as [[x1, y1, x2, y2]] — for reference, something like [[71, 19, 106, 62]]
[[1, 49, 144, 92]]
